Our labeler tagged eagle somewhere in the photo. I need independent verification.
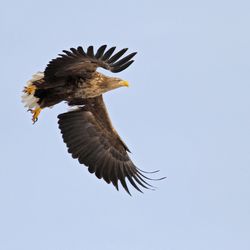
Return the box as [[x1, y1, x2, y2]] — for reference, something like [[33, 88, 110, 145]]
[[22, 45, 163, 194]]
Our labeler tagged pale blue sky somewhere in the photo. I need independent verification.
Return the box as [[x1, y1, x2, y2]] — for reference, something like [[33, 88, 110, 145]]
[[1, 0, 250, 249]]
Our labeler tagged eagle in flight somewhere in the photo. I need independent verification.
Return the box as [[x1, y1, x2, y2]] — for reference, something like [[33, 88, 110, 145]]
[[22, 45, 163, 194]]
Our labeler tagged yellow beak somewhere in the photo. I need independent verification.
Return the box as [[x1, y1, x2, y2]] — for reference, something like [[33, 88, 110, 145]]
[[119, 80, 129, 87]]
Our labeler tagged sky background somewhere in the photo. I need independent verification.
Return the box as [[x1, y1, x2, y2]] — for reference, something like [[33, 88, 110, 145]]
[[1, 0, 250, 249]]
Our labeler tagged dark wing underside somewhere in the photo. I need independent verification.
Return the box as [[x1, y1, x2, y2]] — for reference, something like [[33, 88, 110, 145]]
[[58, 96, 159, 194], [44, 45, 137, 83]]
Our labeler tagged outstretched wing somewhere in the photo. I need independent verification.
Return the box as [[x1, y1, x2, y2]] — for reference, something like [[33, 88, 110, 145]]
[[58, 96, 157, 194], [44, 45, 137, 82]]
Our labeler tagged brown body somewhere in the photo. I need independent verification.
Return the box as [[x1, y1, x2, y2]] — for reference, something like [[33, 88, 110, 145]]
[[34, 71, 128, 108]]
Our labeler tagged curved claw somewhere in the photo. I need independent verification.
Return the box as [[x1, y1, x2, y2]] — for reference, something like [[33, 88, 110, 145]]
[[32, 117, 38, 124], [27, 107, 42, 124]]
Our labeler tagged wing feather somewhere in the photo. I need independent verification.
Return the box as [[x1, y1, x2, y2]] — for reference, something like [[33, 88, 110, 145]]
[[101, 46, 116, 61], [44, 45, 137, 83], [87, 46, 94, 57], [106, 48, 128, 63], [58, 96, 159, 194], [95, 45, 107, 59]]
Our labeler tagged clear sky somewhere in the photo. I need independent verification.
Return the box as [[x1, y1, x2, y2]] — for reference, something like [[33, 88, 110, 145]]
[[1, 0, 250, 249]]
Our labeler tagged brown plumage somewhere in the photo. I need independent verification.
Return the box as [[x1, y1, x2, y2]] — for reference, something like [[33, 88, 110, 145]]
[[22, 45, 164, 194]]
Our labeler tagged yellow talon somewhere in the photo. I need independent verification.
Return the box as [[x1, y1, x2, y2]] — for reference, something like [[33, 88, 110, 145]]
[[31, 107, 42, 124], [24, 85, 36, 95]]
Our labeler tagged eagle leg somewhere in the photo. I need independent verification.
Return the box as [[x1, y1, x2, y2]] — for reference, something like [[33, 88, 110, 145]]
[[28, 107, 42, 124]]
